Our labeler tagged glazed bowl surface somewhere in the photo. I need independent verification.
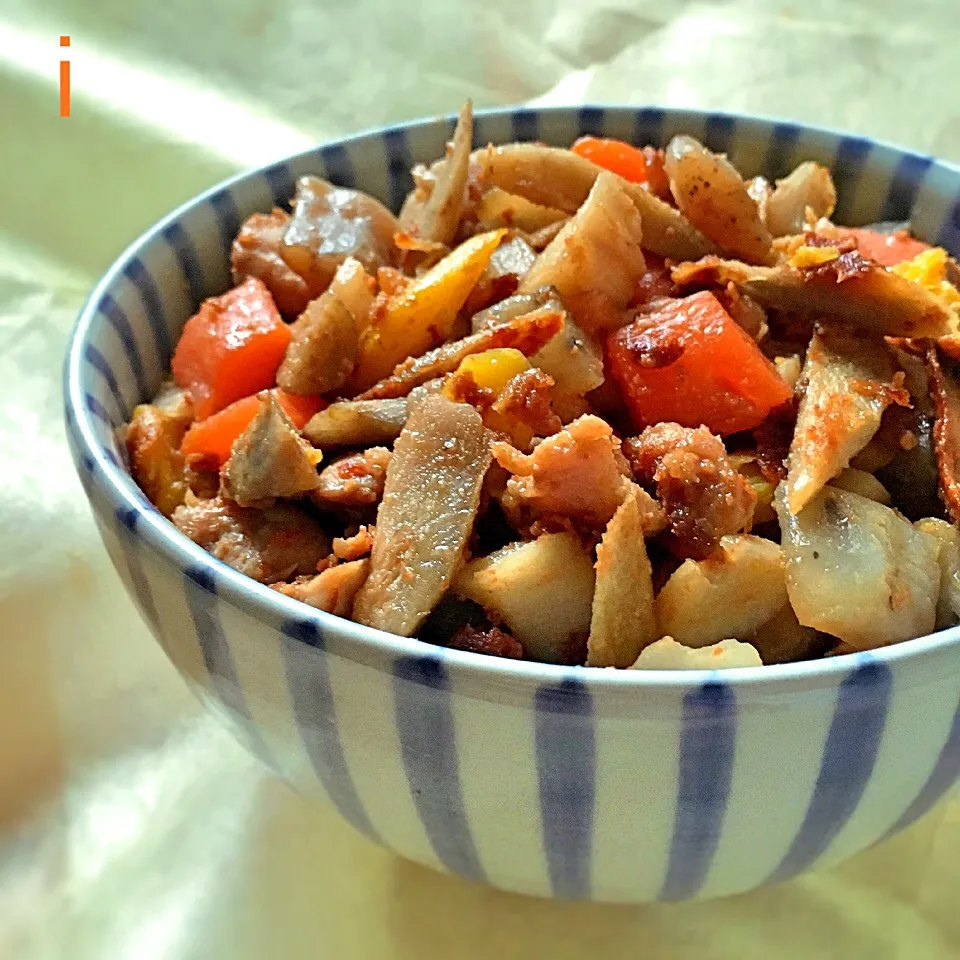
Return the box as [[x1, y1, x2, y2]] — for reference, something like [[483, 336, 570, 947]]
[[64, 105, 960, 902]]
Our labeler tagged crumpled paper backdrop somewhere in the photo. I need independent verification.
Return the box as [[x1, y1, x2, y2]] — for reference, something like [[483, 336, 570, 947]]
[[1, 1, 958, 957]]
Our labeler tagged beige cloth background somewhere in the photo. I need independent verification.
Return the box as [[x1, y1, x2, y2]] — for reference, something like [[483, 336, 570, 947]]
[[1, 1, 959, 956]]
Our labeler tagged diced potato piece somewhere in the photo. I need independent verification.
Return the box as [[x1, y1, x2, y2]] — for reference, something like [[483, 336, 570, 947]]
[[349, 229, 506, 390], [655, 535, 788, 648], [125, 403, 190, 517], [453, 532, 596, 664], [777, 485, 940, 648], [631, 636, 762, 670], [587, 487, 658, 667], [915, 517, 960, 629], [476, 187, 568, 233]]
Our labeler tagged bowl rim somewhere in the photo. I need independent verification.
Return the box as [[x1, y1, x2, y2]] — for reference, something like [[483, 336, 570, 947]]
[[65, 102, 960, 692]]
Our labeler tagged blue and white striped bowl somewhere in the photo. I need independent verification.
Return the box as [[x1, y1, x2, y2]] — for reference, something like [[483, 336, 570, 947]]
[[64, 106, 960, 902]]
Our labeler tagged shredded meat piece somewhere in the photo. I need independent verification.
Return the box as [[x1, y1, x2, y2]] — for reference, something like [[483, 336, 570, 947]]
[[311, 447, 391, 512], [230, 210, 317, 318], [493, 414, 633, 531], [447, 624, 525, 659], [172, 497, 330, 584], [271, 559, 370, 616], [332, 524, 376, 561], [623, 422, 756, 559], [493, 368, 563, 437]]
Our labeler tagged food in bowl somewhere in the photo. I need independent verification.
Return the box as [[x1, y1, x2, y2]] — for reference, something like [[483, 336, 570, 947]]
[[122, 100, 960, 669]]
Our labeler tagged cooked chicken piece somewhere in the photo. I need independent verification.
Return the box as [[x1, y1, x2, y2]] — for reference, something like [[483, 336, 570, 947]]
[[280, 176, 398, 292], [272, 559, 370, 616], [655, 535, 788, 647], [453, 532, 596, 664], [664, 135, 774, 265], [587, 486, 659, 668], [518, 172, 646, 335], [231, 209, 317, 318], [672, 254, 956, 338], [221, 393, 321, 507], [172, 497, 330, 583], [277, 290, 358, 395], [398, 100, 473, 246], [491, 368, 562, 438], [928, 347, 960, 524], [125, 403, 191, 517], [623, 422, 756, 559], [783, 329, 907, 514], [472, 143, 603, 214], [493, 414, 634, 530], [914, 517, 960, 629], [631, 636, 763, 670], [353, 394, 491, 636], [447, 624, 525, 659], [776, 484, 940, 648], [332, 524, 376, 562], [765, 162, 837, 237], [311, 447, 391, 512], [356, 306, 563, 401], [303, 398, 409, 448]]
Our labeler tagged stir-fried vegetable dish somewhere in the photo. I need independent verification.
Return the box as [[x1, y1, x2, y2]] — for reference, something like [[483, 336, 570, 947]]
[[124, 102, 960, 669]]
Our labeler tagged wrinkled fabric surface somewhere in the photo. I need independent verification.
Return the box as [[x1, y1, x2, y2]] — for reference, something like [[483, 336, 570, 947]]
[[2, 1, 960, 957]]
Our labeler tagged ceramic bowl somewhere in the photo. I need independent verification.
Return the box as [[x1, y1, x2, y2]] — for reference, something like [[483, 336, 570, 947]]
[[64, 106, 960, 902]]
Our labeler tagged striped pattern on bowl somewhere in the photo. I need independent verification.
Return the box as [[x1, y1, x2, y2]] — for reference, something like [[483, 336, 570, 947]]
[[64, 106, 960, 902]]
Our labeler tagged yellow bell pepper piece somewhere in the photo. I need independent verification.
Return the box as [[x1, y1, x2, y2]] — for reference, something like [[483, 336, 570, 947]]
[[350, 229, 507, 390]]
